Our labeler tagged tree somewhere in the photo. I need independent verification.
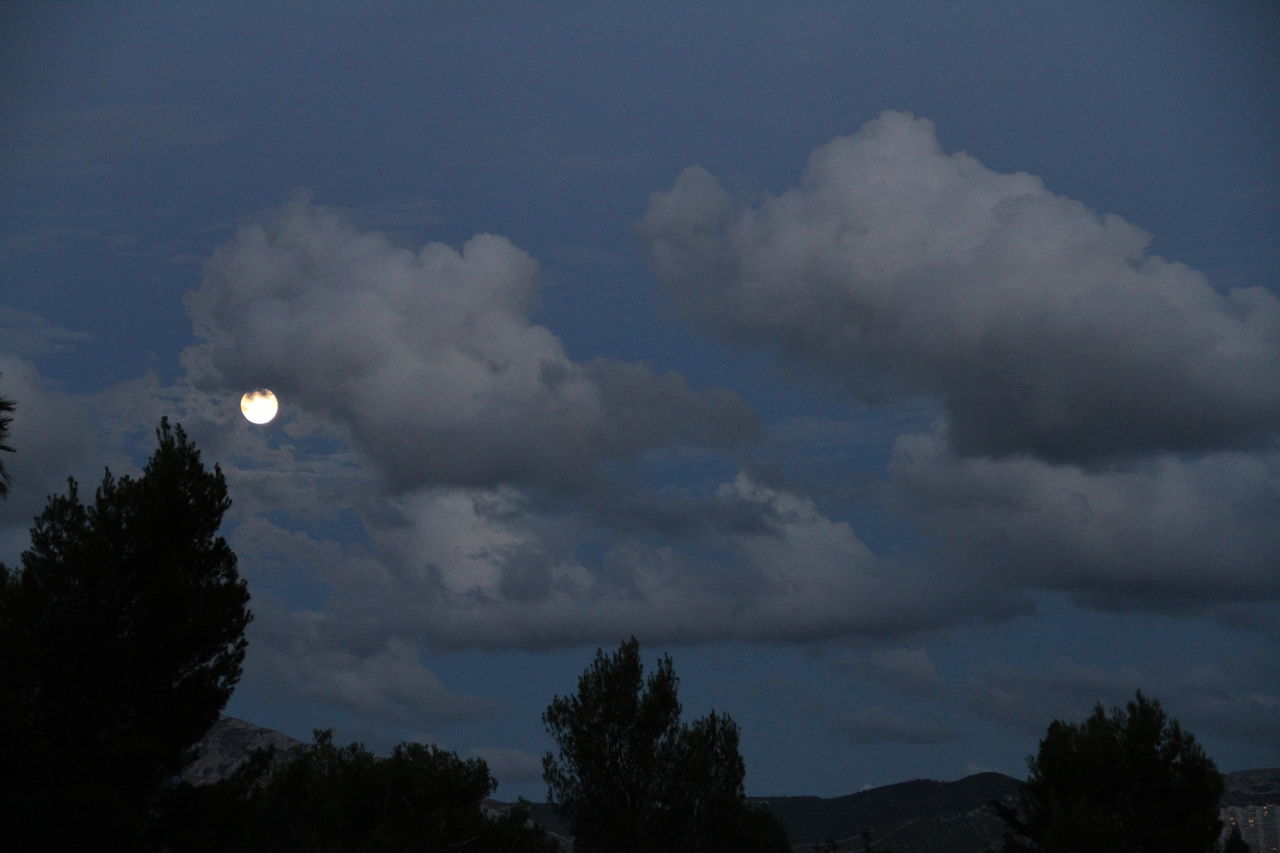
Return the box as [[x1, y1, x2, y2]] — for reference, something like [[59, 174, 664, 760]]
[[0, 380, 13, 497], [161, 731, 559, 853], [1221, 822, 1249, 853], [0, 418, 252, 850], [543, 636, 789, 853], [996, 691, 1223, 853]]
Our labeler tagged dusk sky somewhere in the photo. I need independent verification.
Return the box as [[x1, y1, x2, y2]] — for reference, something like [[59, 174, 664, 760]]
[[2, 1, 1277, 801]]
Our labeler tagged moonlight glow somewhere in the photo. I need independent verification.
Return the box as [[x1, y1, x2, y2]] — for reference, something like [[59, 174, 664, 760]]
[[240, 389, 279, 424]]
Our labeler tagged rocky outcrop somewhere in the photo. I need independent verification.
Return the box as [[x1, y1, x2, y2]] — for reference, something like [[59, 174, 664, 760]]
[[182, 716, 306, 786]]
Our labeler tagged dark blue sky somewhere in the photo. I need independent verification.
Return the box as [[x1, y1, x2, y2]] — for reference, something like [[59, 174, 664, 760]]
[[2, 1, 1277, 799]]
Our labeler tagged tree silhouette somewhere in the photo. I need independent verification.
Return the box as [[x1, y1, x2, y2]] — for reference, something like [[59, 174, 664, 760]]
[[160, 731, 558, 852], [0, 380, 13, 497], [1221, 822, 1249, 853], [995, 691, 1223, 853], [543, 636, 789, 853], [0, 419, 252, 850]]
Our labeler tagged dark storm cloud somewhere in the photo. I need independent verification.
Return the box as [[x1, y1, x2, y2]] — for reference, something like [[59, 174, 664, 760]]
[[639, 110, 1280, 463], [184, 198, 754, 492]]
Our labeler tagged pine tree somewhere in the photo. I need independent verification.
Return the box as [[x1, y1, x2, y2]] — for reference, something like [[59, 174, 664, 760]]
[[0, 419, 252, 850], [162, 731, 559, 852]]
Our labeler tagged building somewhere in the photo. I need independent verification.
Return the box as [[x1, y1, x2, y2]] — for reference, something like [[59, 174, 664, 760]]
[[1222, 804, 1280, 852]]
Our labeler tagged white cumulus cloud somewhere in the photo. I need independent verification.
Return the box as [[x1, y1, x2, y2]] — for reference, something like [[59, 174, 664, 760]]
[[640, 110, 1280, 462], [184, 197, 754, 492]]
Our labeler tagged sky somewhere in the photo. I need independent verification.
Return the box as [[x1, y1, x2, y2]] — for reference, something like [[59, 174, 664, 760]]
[[1, 1, 1278, 801]]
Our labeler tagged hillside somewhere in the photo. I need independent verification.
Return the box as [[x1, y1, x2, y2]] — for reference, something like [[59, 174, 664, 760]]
[[187, 720, 1278, 851], [1224, 768, 1280, 807], [757, 772, 1021, 852]]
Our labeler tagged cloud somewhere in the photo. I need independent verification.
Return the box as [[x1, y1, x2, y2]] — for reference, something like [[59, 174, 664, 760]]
[[830, 706, 958, 744], [962, 657, 1146, 734], [891, 426, 1280, 609], [304, 471, 1010, 650], [0, 309, 93, 355], [639, 110, 1280, 463], [962, 656, 1280, 757], [0, 356, 97, 557], [250, 606, 493, 727], [640, 110, 1280, 617], [865, 648, 946, 697], [828, 646, 948, 698], [184, 197, 754, 492]]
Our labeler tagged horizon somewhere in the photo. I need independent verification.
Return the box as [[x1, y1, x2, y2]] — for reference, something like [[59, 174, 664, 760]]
[[203, 712, 1280, 803]]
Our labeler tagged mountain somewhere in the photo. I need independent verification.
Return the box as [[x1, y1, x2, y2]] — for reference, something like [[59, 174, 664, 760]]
[[1223, 768, 1280, 807], [182, 715, 305, 786], [757, 772, 1022, 852], [186, 721, 1276, 852]]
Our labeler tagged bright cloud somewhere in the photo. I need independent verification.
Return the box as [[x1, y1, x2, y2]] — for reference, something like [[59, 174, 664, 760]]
[[639, 110, 1280, 462], [640, 111, 1280, 617], [222, 465, 993, 652], [184, 197, 754, 492]]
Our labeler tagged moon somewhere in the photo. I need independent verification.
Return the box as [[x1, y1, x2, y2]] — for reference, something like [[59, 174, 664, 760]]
[[240, 389, 279, 424]]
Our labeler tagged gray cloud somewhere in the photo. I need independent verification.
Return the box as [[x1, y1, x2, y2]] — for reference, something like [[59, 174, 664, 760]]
[[0, 308, 93, 355], [0, 356, 97, 557], [865, 648, 946, 697], [250, 606, 494, 727], [184, 197, 754, 492], [288, 472, 1004, 651], [891, 426, 1280, 609], [828, 646, 948, 698], [640, 110, 1279, 617], [962, 656, 1280, 759], [639, 110, 1280, 463]]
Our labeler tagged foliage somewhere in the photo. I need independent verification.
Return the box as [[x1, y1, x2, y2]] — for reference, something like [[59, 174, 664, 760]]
[[0, 380, 13, 496], [154, 741, 277, 851], [0, 419, 252, 850], [162, 731, 559, 853], [543, 636, 790, 853], [1221, 822, 1249, 853], [995, 691, 1223, 853]]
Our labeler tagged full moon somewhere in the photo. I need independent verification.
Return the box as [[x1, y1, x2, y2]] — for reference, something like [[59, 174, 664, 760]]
[[240, 389, 279, 424]]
